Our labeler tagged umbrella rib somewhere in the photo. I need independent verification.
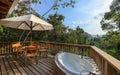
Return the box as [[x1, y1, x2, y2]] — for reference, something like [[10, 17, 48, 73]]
[[32, 23, 39, 28], [24, 21, 37, 29], [16, 21, 24, 28], [39, 23, 45, 30], [24, 21, 32, 29], [31, 23, 45, 30]]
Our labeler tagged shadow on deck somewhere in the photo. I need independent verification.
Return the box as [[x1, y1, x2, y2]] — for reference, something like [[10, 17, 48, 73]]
[[0, 55, 59, 75]]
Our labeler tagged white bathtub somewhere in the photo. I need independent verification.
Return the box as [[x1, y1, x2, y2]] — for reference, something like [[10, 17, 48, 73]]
[[55, 52, 94, 75]]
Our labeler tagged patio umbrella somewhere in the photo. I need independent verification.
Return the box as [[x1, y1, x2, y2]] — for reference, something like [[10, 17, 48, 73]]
[[0, 14, 53, 42]]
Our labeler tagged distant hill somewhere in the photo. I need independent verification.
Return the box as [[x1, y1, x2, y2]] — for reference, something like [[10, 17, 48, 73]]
[[91, 35, 103, 38]]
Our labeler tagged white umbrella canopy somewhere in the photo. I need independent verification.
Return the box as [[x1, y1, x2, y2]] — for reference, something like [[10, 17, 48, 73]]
[[0, 14, 53, 42], [0, 14, 53, 30]]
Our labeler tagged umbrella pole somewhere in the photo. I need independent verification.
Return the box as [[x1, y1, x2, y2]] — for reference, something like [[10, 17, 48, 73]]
[[30, 21, 33, 45], [30, 29, 32, 45]]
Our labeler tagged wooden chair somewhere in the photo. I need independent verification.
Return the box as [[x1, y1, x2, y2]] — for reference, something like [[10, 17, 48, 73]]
[[31, 42, 48, 58], [40, 42, 50, 57], [12, 42, 24, 58], [39, 47, 48, 58], [39, 42, 49, 58], [31, 42, 39, 46], [24, 45, 39, 64], [31, 42, 40, 56]]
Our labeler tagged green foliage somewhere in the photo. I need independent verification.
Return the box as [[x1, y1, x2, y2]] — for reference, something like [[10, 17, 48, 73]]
[[100, 0, 120, 60], [0, 25, 3, 33], [92, 31, 120, 60], [10, 0, 75, 17], [0, 13, 92, 46], [47, 13, 67, 42], [54, 0, 75, 9], [100, 31, 120, 49], [46, 13, 92, 44], [100, 0, 120, 32], [90, 35, 101, 47]]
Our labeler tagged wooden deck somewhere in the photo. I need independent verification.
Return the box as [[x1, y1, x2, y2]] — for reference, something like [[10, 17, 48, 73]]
[[0, 55, 59, 75]]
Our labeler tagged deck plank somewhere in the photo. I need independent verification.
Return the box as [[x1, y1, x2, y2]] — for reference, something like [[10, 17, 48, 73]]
[[40, 59, 57, 71], [16, 58, 35, 75], [20, 62, 40, 75], [0, 55, 58, 75], [35, 62, 53, 75], [6, 56, 21, 75], [29, 64, 45, 75], [0, 65, 1, 75], [9, 56, 27, 75], [39, 62, 56, 74], [3, 56, 15, 75], [0, 56, 7, 75]]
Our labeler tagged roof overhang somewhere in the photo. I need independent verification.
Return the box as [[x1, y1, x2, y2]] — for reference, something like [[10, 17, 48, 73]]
[[0, 0, 19, 19]]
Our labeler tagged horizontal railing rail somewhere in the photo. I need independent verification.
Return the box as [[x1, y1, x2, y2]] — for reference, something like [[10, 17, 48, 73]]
[[0, 41, 120, 75]]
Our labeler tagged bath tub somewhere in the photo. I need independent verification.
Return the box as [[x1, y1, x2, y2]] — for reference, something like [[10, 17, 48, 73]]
[[55, 52, 94, 75]]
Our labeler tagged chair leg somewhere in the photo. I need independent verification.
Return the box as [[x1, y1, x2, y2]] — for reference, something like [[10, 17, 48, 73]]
[[46, 51, 48, 57], [13, 52, 17, 59], [35, 56, 38, 64], [43, 51, 48, 58], [25, 57, 27, 64]]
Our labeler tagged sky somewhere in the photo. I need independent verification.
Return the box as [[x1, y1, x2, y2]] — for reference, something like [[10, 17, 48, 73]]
[[35, 0, 113, 35]]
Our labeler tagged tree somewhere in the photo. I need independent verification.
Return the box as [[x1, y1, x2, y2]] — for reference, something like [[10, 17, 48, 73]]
[[100, 0, 120, 33], [99, 31, 120, 60], [100, 0, 120, 60], [47, 13, 68, 42], [46, 13, 91, 44], [65, 26, 92, 44], [10, 0, 75, 17]]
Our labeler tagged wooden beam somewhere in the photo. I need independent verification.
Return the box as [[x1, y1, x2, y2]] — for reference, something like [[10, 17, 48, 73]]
[[0, 6, 9, 11], [0, 7, 9, 12], [0, 0, 19, 18], [0, 11, 7, 15], [0, 0, 13, 6], [0, 15, 6, 19], [0, 1, 9, 7]]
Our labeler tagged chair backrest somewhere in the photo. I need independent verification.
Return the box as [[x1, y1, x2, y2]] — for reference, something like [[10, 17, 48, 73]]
[[45, 42, 50, 47], [25, 45, 39, 57], [31, 42, 39, 46], [25, 46, 38, 50], [45, 42, 50, 49], [12, 42, 22, 52], [12, 42, 21, 48]]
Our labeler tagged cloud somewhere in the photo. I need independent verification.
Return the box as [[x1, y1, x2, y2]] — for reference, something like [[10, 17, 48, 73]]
[[83, 18, 106, 35], [69, 0, 113, 35], [72, 20, 85, 26], [70, 18, 105, 35], [87, 0, 113, 16]]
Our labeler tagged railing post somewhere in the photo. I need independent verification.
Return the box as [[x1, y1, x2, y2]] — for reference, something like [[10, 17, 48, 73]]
[[81, 48, 83, 58]]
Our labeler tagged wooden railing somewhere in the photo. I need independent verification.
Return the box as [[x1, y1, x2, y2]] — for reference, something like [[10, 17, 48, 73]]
[[0, 42, 12, 54], [0, 41, 120, 75], [90, 46, 120, 75], [39, 41, 91, 57]]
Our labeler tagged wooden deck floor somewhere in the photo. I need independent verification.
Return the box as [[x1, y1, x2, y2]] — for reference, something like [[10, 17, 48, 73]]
[[0, 55, 59, 75]]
